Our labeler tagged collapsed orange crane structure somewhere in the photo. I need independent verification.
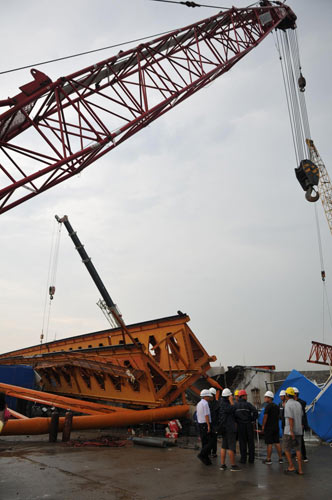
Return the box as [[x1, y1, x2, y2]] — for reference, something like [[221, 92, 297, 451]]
[[0, 313, 218, 407]]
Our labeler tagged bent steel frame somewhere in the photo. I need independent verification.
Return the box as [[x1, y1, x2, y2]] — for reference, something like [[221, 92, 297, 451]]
[[0, 314, 218, 407], [307, 340, 332, 366], [0, 3, 296, 213]]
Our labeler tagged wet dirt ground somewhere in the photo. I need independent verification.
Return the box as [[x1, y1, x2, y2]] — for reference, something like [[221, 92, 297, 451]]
[[0, 432, 331, 500]]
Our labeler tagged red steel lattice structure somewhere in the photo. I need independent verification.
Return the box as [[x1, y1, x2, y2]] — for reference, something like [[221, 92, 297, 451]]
[[307, 341, 332, 366], [0, 3, 296, 214]]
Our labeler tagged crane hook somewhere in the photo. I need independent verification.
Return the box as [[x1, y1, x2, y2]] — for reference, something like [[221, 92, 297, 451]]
[[305, 186, 319, 202]]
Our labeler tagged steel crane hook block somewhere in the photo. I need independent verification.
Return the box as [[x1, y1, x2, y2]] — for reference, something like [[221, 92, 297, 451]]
[[295, 159, 320, 202]]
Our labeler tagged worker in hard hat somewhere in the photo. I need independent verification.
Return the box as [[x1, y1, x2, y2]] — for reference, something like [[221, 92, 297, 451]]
[[234, 389, 258, 464], [208, 387, 219, 458], [196, 389, 214, 465], [293, 387, 309, 463], [234, 389, 240, 403], [262, 391, 283, 465], [283, 387, 303, 474], [218, 388, 241, 471], [279, 390, 286, 432]]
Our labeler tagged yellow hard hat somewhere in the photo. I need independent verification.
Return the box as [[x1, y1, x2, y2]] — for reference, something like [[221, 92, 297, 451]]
[[0, 421, 4, 433], [234, 390, 239, 396], [285, 387, 295, 396]]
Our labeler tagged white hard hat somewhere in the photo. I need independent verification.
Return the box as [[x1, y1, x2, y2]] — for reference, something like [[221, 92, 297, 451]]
[[264, 391, 274, 399], [279, 390, 286, 397], [209, 387, 217, 396], [293, 387, 299, 394], [200, 389, 212, 398], [222, 388, 232, 397]]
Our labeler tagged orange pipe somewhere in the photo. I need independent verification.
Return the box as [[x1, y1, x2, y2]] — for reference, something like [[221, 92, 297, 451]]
[[2, 405, 189, 436], [8, 408, 29, 420]]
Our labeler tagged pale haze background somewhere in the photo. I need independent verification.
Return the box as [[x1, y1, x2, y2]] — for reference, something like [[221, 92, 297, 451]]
[[0, 0, 331, 371]]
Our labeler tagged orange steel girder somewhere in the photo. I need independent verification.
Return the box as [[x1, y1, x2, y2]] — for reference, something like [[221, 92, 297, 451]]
[[0, 348, 173, 408], [0, 314, 219, 407], [0, 314, 215, 373], [0, 382, 129, 414]]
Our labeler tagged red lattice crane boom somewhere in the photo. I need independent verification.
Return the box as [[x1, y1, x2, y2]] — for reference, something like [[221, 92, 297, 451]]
[[0, 2, 296, 214], [307, 341, 332, 366]]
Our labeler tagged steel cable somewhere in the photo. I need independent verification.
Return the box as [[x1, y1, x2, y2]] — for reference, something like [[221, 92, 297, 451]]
[[275, 30, 299, 164]]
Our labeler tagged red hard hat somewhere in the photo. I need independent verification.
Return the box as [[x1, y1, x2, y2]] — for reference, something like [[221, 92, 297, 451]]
[[238, 389, 247, 396]]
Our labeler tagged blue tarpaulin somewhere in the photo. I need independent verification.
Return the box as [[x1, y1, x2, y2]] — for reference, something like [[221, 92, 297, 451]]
[[0, 365, 35, 410], [307, 378, 332, 443], [271, 369, 332, 443], [273, 369, 320, 406], [258, 369, 321, 437]]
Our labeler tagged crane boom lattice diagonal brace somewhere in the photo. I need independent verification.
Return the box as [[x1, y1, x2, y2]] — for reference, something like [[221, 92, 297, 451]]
[[0, 3, 296, 214], [307, 139, 332, 236]]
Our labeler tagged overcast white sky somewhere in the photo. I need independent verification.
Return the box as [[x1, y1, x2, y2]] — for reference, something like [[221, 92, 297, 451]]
[[1, 0, 332, 371]]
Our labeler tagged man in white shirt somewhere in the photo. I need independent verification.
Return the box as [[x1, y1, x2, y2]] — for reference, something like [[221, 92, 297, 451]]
[[196, 389, 213, 465]]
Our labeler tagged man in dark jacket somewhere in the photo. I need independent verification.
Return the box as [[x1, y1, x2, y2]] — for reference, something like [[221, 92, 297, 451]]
[[262, 391, 283, 464], [293, 387, 309, 462], [234, 389, 258, 464], [218, 388, 241, 471], [208, 387, 220, 457]]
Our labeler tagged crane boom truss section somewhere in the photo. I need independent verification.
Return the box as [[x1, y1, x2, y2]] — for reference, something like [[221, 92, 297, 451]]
[[307, 139, 332, 236], [307, 340, 332, 366], [0, 3, 296, 214]]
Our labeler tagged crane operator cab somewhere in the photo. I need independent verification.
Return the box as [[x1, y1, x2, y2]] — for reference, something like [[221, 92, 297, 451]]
[[295, 159, 320, 202]]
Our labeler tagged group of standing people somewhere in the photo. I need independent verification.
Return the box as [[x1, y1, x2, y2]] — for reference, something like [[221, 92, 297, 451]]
[[262, 386, 308, 475], [196, 385, 308, 475], [196, 387, 257, 470]]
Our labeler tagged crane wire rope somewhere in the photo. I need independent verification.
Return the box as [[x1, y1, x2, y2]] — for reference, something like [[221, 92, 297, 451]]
[[40, 220, 62, 344], [1, 1, 284, 76], [275, 26, 332, 342], [314, 203, 332, 342], [0, 29, 180, 76], [149, 0, 228, 8]]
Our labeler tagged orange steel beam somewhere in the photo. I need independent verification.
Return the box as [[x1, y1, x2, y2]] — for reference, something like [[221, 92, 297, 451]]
[[2, 405, 190, 436], [0, 382, 128, 414], [0, 314, 215, 377], [205, 376, 223, 391], [0, 314, 217, 408]]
